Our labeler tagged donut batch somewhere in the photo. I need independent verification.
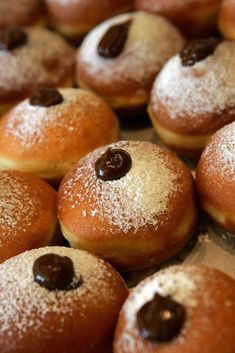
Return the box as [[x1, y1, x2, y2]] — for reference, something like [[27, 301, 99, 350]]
[[0, 1, 235, 352]]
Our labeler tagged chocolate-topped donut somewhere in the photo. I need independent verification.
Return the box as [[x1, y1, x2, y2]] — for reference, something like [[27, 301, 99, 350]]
[[0, 170, 57, 263], [114, 265, 235, 353], [0, 26, 75, 115], [0, 88, 119, 183], [44, 0, 133, 42], [76, 11, 185, 116], [149, 40, 235, 157], [58, 140, 197, 271], [0, 246, 128, 353]]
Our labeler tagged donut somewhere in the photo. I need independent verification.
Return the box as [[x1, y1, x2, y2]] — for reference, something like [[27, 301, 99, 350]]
[[114, 265, 235, 353], [44, 0, 134, 42], [0, 26, 75, 115], [0, 88, 119, 183], [196, 121, 235, 234], [58, 140, 197, 271], [134, 0, 221, 39], [0, 246, 128, 353], [0, 170, 57, 263], [218, 0, 235, 39], [148, 39, 235, 157], [76, 11, 185, 116], [0, 0, 43, 30]]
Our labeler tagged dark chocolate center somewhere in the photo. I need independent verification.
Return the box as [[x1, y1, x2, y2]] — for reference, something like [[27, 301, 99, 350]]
[[29, 87, 64, 107], [33, 253, 83, 291], [0, 26, 27, 51], [95, 148, 132, 181], [137, 293, 186, 342], [180, 38, 221, 66], [97, 20, 131, 58]]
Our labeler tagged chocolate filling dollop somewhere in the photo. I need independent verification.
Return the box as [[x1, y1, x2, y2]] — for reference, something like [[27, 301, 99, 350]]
[[137, 293, 186, 342], [33, 254, 83, 291], [29, 87, 64, 107], [98, 21, 131, 58], [95, 148, 132, 181], [180, 38, 221, 66], [0, 26, 28, 51]]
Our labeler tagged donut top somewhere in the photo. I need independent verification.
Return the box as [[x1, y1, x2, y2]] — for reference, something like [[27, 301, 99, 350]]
[[0, 0, 41, 29], [2, 88, 101, 150], [60, 141, 190, 234], [119, 266, 203, 351], [0, 27, 74, 99], [152, 41, 235, 126], [78, 11, 184, 94], [0, 247, 117, 336], [0, 171, 41, 244], [202, 122, 235, 181]]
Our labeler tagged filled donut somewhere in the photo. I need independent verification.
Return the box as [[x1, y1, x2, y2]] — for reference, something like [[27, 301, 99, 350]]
[[58, 140, 197, 271], [149, 39, 235, 157], [0, 88, 119, 182], [114, 265, 235, 353], [76, 11, 185, 116], [0, 246, 128, 353]]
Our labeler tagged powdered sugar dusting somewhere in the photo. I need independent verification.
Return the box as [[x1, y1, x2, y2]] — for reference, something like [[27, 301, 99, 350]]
[[4, 88, 100, 148], [152, 41, 235, 121], [60, 141, 183, 234], [78, 12, 184, 88], [0, 246, 115, 337], [0, 172, 40, 244], [117, 266, 202, 352], [203, 122, 235, 180], [0, 0, 40, 28], [0, 27, 74, 97]]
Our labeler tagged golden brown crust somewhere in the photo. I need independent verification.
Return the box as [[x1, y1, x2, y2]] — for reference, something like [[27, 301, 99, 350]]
[[0, 89, 120, 182], [135, 0, 221, 38], [58, 141, 197, 271], [114, 265, 235, 353], [218, 0, 235, 39], [44, 0, 134, 39], [0, 246, 128, 353], [196, 122, 235, 233], [0, 170, 57, 263]]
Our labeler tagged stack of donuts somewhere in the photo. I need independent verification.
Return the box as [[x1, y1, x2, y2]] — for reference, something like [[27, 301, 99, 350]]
[[0, 0, 234, 352]]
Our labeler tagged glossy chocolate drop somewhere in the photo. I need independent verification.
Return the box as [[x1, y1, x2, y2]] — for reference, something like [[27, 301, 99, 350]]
[[97, 21, 131, 58], [95, 148, 132, 181], [180, 38, 221, 66], [0, 27, 27, 51], [33, 254, 83, 291], [29, 87, 64, 107], [137, 293, 185, 342]]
